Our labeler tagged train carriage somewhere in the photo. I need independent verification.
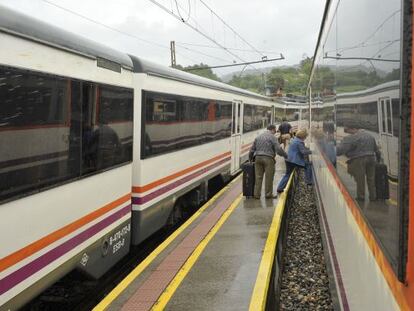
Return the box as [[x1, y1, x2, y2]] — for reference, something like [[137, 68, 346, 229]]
[[0, 5, 284, 309], [0, 5, 133, 310], [128, 56, 275, 244], [307, 0, 414, 309]]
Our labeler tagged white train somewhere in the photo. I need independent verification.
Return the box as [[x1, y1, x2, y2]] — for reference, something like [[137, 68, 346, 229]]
[[311, 80, 400, 178], [0, 5, 289, 310]]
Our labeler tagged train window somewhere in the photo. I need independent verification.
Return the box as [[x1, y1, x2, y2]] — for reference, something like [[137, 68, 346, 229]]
[[243, 104, 271, 133], [152, 100, 177, 122], [386, 99, 393, 135], [0, 66, 79, 202], [392, 99, 400, 137], [0, 65, 133, 203], [0, 70, 69, 128], [82, 84, 133, 175], [380, 100, 387, 133], [356, 102, 379, 133], [98, 86, 133, 123], [310, 0, 403, 276], [274, 107, 284, 124], [141, 91, 232, 158], [285, 108, 299, 122]]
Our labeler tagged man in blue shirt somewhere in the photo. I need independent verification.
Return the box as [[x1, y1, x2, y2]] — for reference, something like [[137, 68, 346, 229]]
[[277, 128, 312, 193]]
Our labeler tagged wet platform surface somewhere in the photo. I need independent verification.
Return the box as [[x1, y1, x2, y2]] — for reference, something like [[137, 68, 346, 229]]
[[97, 158, 287, 311], [165, 183, 280, 310]]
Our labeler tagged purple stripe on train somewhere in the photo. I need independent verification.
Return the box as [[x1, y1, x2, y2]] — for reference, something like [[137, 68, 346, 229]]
[[132, 157, 231, 205], [0, 204, 131, 295]]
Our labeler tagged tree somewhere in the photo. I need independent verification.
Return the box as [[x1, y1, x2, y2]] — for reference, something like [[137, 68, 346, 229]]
[[176, 63, 221, 81]]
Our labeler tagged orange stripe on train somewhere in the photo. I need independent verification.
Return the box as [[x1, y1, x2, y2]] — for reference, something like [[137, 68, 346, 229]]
[[0, 193, 131, 273]]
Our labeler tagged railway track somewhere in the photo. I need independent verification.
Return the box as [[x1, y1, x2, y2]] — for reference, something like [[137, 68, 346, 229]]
[[279, 171, 333, 310], [22, 180, 226, 311], [23, 227, 172, 311]]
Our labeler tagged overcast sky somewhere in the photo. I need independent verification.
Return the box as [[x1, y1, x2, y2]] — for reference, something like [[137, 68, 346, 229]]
[[0, 0, 326, 77]]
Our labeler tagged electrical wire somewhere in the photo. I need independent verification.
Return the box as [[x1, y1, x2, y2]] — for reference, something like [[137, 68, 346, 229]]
[[174, 0, 191, 22], [148, 0, 271, 75], [41, 0, 170, 50], [176, 41, 282, 54], [148, 0, 249, 63], [40, 0, 210, 65], [175, 43, 234, 63], [197, 0, 265, 58]]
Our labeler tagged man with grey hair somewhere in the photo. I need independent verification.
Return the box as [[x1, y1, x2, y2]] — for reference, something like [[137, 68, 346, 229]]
[[336, 126, 380, 201], [249, 124, 288, 199]]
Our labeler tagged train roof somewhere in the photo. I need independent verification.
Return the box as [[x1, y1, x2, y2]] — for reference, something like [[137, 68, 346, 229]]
[[129, 56, 273, 101], [0, 5, 133, 69], [336, 80, 400, 99]]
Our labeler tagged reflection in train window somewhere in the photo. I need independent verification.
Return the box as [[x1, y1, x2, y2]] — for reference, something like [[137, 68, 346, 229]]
[[0, 68, 69, 128], [82, 84, 133, 175], [153, 100, 177, 122], [392, 99, 400, 137], [141, 91, 232, 158], [0, 66, 76, 202], [0, 65, 133, 203], [386, 99, 392, 135], [309, 0, 402, 274], [99, 86, 133, 123], [243, 104, 271, 133]]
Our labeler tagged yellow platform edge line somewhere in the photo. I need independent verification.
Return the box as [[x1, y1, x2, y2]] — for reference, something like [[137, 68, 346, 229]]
[[249, 173, 295, 311], [152, 194, 243, 311], [93, 174, 242, 311]]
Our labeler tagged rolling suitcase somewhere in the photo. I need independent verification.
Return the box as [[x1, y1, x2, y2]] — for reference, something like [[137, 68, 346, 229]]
[[242, 162, 255, 197], [375, 163, 390, 200]]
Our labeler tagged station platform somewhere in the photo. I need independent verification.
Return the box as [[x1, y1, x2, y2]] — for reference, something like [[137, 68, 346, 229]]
[[94, 159, 290, 311]]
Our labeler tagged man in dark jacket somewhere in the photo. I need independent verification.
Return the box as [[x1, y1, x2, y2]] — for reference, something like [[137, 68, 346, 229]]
[[337, 127, 380, 201], [278, 118, 292, 150], [249, 124, 288, 199]]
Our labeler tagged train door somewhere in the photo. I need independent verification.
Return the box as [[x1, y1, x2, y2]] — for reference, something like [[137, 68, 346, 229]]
[[377, 97, 397, 176], [230, 100, 242, 174]]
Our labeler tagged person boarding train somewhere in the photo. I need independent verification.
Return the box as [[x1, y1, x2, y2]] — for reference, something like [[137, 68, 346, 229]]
[[278, 117, 293, 150], [277, 128, 312, 193], [249, 124, 288, 199]]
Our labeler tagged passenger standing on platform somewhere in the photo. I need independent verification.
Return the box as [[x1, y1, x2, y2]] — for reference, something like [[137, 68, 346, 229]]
[[278, 118, 292, 150], [336, 126, 380, 201], [277, 129, 312, 193], [249, 124, 287, 199]]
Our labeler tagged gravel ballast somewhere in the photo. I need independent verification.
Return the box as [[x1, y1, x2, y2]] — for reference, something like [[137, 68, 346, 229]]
[[279, 170, 334, 310]]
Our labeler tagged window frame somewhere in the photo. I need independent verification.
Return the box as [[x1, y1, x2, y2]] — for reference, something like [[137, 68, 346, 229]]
[[140, 90, 234, 159], [0, 65, 133, 205]]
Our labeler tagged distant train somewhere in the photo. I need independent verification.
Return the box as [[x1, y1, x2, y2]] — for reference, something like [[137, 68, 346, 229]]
[[0, 5, 301, 310]]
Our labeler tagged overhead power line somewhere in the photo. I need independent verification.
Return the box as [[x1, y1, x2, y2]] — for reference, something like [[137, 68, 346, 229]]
[[197, 0, 265, 58], [174, 0, 191, 22], [148, 0, 250, 64], [40, 0, 206, 65], [184, 55, 285, 71], [176, 41, 282, 54], [323, 56, 399, 63], [324, 10, 401, 55], [176, 44, 233, 63], [42, 0, 169, 50]]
